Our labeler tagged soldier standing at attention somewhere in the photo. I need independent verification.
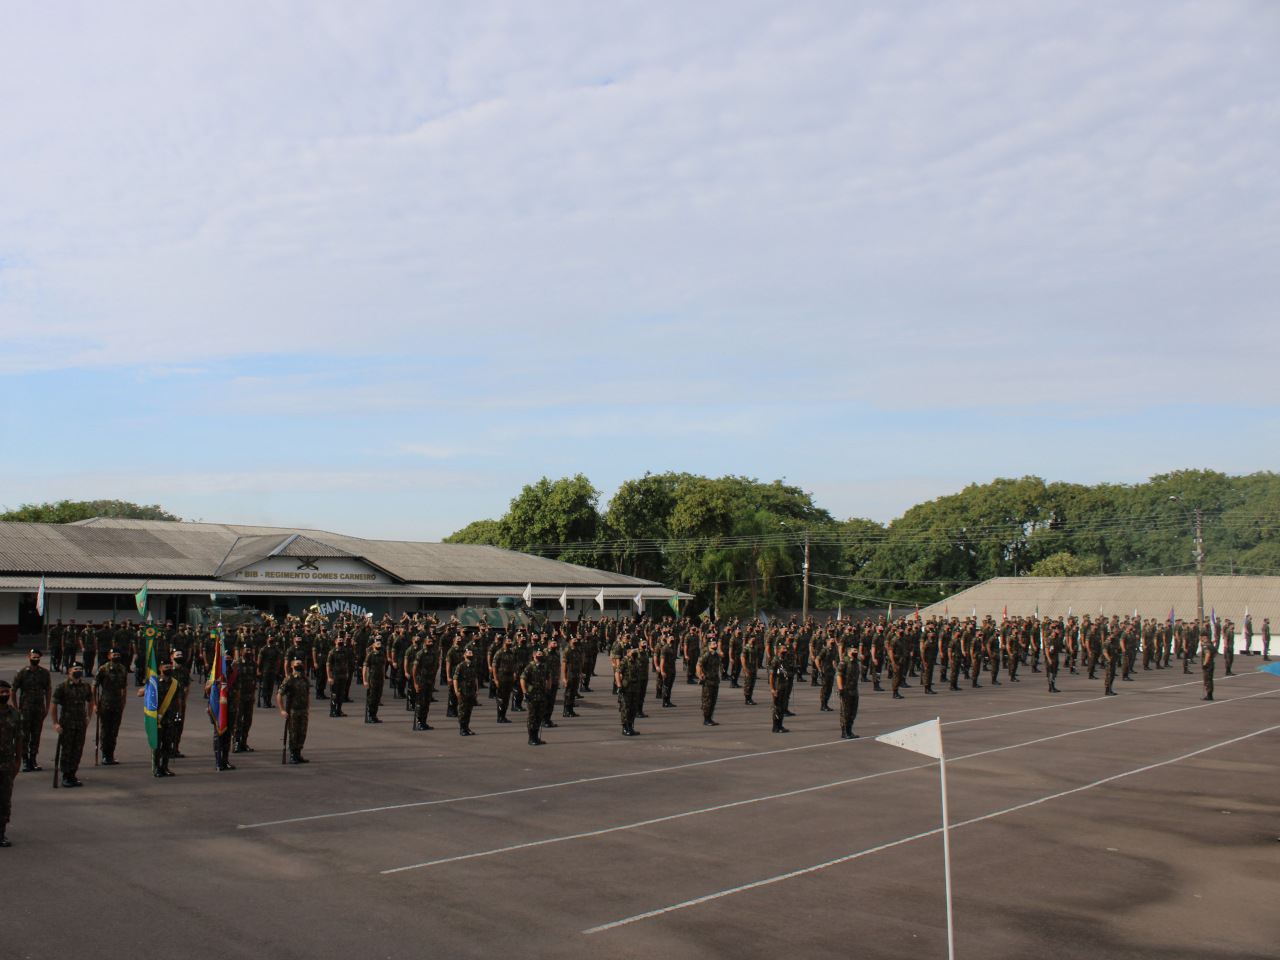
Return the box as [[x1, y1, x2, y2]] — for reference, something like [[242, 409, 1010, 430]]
[[11, 651, 51, 772], [487, 637, 515, 725], [258, 635, 284, 708], [1221, 619, 1235, 676], [835, 644, 860, 739], [363, 639, 386, 723], [278, 659, 311, 763], [615, 646, 638, 736], [816, 637, 838, 710], [443, 635, 465, 719], [520, 648, 551, 745], [919, 626, 939, 695], [1200, 623, 1217, 701], [562, 637, 584, 718], [740, 634, 759, 706], [654, 632, 677, 708], [697, 639, 722, 726], [1262, 618, 1271, 661], [93, 650, 128, 765], [768, 642, 795, 733], [231, 643, 257, 753], [48, 620, 66, 673], [50, 661, 94, 787], [542, 639, 561, 729], [1102, 627, 1120, 696], [453, 649, 479, 736], [0, 680, 20, 845], [169, 651, 192, 758], [412, 635, 439, 730], [326, 638, 349, 718], [1045, 624, 1062, 693]]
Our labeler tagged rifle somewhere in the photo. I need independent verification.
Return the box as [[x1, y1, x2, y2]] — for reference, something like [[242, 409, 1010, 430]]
[[281, 711, 289, 765], [94, 709, 100, 766], [52, 731, 62, 789]]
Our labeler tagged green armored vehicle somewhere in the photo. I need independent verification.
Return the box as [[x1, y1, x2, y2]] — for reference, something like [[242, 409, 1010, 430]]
[[454, 596, 547, 632]]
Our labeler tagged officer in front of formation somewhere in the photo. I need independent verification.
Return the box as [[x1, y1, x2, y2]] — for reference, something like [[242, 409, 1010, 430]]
[[11, 650, 51, 772], [50, 661, 94, 787]]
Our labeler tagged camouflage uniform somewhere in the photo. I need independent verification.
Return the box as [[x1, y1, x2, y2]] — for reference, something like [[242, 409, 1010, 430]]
[[364, 647, 386, 723], [51, 676, 94, 784], [0, 699, 19, 838], [697, 647, 721, 724], [836, 648, 860, 738], [413, 641, 440, 730], [453, 659, 478, 735], [92, 660, 129, 763], [521, 659, 550, 744], [11, 660, 51, 770], [278, 673, 311, 762]]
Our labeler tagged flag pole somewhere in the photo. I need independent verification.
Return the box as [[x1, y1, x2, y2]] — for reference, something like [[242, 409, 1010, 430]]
[[939, 746, 956, 960]]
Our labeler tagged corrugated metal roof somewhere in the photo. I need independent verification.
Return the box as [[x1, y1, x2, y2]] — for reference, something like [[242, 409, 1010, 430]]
[[921, 576, 1280, 622], [0, 519, 662, 588], [0, 575, 688, 599]]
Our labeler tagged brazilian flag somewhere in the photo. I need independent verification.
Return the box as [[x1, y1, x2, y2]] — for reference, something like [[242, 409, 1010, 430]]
[[141, 623, 161, 751]]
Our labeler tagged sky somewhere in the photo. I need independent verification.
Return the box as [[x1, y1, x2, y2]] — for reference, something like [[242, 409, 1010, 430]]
[[2, 1, 1278, 540]]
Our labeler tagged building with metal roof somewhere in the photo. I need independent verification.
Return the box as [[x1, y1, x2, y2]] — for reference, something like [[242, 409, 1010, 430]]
[[920, 575, 1280, 625], [0, 518, 686, 645]]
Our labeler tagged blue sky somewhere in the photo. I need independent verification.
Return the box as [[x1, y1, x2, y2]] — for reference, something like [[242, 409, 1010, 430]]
[[2, 1, 1278, 540]]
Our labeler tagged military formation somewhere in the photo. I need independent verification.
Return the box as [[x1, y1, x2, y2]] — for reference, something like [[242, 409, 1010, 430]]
[[0, 605, 1269, 848]]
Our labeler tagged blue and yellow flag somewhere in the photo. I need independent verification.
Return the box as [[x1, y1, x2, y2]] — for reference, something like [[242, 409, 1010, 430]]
[[208, 624, 229, 735]]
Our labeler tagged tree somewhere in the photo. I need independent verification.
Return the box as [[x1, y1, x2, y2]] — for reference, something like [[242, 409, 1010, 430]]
[[442, 519, 502, 545], [0, 499, 180, 523], [498, 475, 601, 566], [1028, 551, 1102, 577]]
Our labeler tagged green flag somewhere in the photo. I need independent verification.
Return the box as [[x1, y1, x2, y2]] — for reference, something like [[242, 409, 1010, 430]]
[[141, 623, 160, 751], [135, 582, 148, 618], [668, 592, 680, 616]]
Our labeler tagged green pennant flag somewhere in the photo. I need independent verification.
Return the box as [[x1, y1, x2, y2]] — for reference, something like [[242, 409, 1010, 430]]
[[141, 623, 160, 751], [668, 592, 680, 616], [135, 582, 148, 618]]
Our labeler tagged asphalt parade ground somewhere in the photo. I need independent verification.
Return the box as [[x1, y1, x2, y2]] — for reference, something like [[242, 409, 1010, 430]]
[[5, 656, 1279, 960]]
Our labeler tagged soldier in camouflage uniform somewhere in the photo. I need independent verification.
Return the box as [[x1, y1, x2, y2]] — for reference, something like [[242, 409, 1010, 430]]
[[150, 663, 182, 776], [835, 645, 860, 739], [93, 650, 128, 765], [768, 643, 796, 733], [616, 647, 640, 736], [363, 639, 386, 723], [412, 635, 440, 730], [326, 638, 350, 718], [231, 643, 257, 752], [278, 659, 311, 763], [258, 636, 284, 708], [562, 637, 584, 718], [816, 637, 837, 711], [50, 661, 94, 787], [453, 649, 479, 736], [741, 635, 759, 705], [697, 639, 722, 726], [521, 649, 552, 745], [0, 680, 20, 845], [11, 650, 51, 772]]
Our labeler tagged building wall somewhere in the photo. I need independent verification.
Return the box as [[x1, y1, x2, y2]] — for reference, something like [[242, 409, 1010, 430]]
[[0, 592, 17, 647]]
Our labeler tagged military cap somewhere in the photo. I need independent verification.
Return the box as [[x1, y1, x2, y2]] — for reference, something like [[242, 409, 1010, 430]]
[[68, 660, 84, 669], [28, 648, 41, 657], [0, 679, 11, 689]]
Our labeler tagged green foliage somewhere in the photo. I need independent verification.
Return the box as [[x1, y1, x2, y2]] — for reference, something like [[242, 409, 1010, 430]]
[[443, 469, 1280, 609], [0, 499, 180, 523], [1028, 551, 1102, 577], [441, 519, 502, 545]]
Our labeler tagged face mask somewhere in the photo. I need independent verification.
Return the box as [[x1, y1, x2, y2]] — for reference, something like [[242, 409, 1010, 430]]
[[0, 693, 9, 705], [71, 670, 84, 678]]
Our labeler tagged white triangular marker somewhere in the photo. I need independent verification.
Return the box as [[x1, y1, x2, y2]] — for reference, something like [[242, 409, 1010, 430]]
[[875, 717, 944, 760]]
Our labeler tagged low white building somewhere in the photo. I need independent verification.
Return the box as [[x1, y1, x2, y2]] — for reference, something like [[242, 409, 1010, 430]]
[[0, 517, 686, 645]]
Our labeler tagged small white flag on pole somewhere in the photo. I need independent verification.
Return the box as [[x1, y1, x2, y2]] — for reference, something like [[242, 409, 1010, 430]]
[[595, 587, 606, 609], [559, 587, 569, 612], [875, 717, 944, 759], [522, 583, 533, 605], [877, 717, 955, 960], [36, 576, 45, 616], [633, 591, 644, 613]]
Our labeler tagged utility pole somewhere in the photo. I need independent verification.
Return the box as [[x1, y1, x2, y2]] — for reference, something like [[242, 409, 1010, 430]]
[[802, 529, 810, 623], [1194, 508, 1204, 628]]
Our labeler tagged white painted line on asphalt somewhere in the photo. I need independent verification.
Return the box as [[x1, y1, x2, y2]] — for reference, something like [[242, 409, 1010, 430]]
[[379, 688, 1277, 874], [241, 672, 1274, 830], [380, 760, 936, 873], [581, 721, 1280, 934]]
